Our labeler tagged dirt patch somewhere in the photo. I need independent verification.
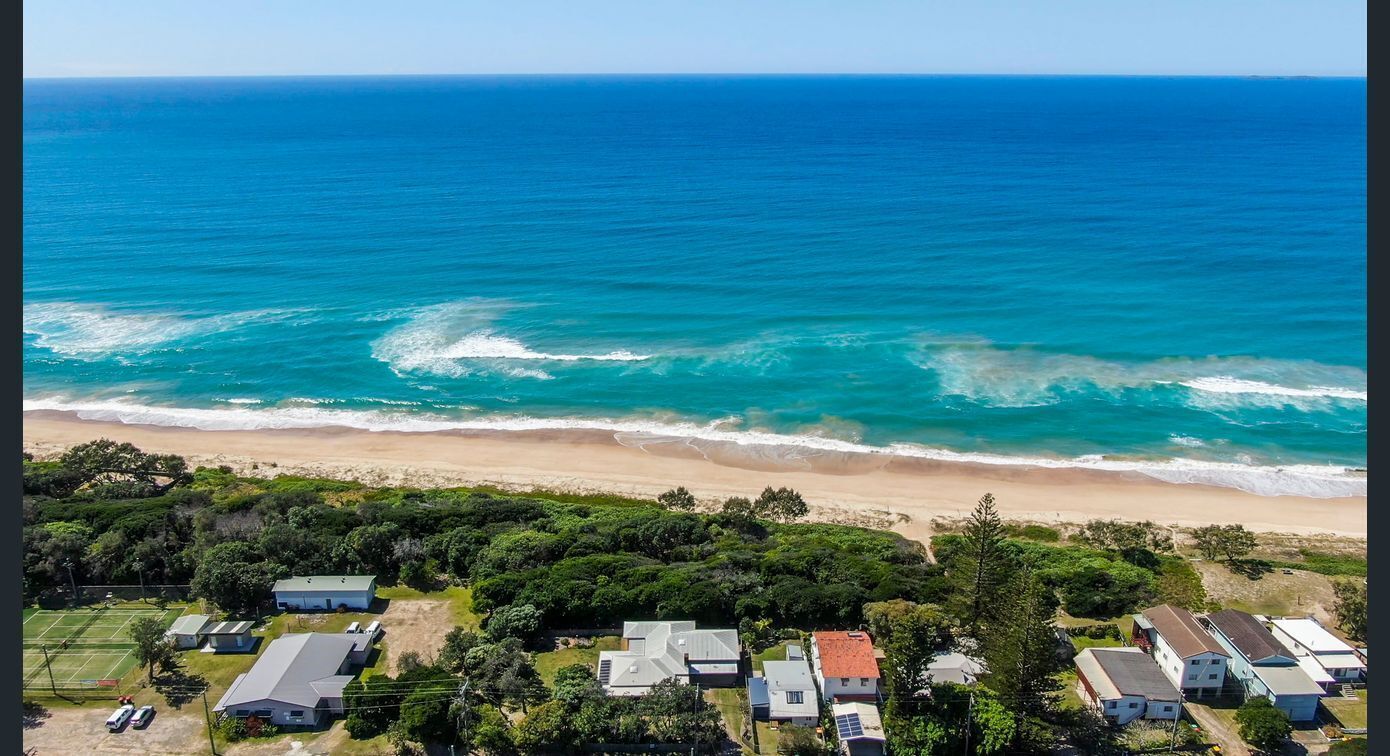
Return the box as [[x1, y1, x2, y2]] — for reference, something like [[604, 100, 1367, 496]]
[[22, 703, 208, 755], [1195, 561, 1337, 623], [381, 599, 456, 674]]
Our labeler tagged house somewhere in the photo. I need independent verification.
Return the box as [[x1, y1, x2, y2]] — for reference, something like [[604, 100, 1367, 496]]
[[598, 621, 740, 696], [273, 576, 377, 611], [201, 620, 257, 652], [165, 614, 212, 649], [1074, 647, 1181, 725], [1268, 617, 1366, 685], [1132, 604, 1230, 697], [748, 659, 818, 726], [811, 631, 880, 703], [831, 701, 886, 756], [212, 633, 363, 727], [1202, 609, 1324, 721], [923, 652, 985, 687]]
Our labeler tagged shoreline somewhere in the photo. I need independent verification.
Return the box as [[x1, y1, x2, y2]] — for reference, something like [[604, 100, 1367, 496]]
[[23, 410, 1367, 539]]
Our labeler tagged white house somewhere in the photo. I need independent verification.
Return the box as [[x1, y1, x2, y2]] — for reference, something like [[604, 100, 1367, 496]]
[[1203, 610, 1324, 722], [1074, 647, 1182, 725], [922, 652, 986, 687], [748, 658, 819, 726], [811, 631, 880, 703], [1132, 604, 1230, 697], [273, 576, 377, 611], [166, 614, 211, 649], [598, 621, 741, 696], [1268, 617, 1366, 685], [213, 633, 362, 728]]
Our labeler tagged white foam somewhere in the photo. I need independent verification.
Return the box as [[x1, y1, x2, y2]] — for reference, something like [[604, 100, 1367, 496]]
[[23, 396, 1366, 499], [910, 342, 1367, 413], [1180, 377, 1367, 402], [23, 302, 298, 359], [371, 301, 651, 379], [1169, 435, 1205, 448], [219, 398, 264, 405]]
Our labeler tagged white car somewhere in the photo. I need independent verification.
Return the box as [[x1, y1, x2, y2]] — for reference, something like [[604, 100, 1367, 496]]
[[106, 704, 136, 731], [130, 705, 156, 729]]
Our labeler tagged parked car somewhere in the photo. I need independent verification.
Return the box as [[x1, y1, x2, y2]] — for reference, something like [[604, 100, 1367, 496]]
[[106, 704, 136, 731], [130, 705, 156, 729]]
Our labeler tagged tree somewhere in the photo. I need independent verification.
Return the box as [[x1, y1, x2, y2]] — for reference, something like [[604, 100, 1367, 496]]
[[959, 493, 1009, 632], [755, 486, 809, 523], [979, 568, 1062, 734], [1073, 519, 1172, 565], [721, 496, 758, 523], [190, 542, 286, 615], [129, 615, 177, 682], [1190, 524, 1258, 563], [472, 705, 516, 754], [487, 603, 543, 643], [658, 486, 697, 511], [438, 628, 483, 675], [514, 699, 573, 752], [1235, 698, 1292, 752], [878, 604, 950, 703], [399, 684, 459, 745], [640, 679, 725, 747], [58, 439, 192, 495], [552, 663, 603, 708], [1333, 580, 1367, 642], [343, 674, 406, 738]]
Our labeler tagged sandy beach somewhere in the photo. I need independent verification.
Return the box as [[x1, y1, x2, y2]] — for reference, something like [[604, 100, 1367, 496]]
[[23, 410, 1366, 540]]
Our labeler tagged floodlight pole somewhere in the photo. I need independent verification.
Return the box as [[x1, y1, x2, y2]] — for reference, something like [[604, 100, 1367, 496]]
[[962, 691, 974, 756], [202, 688, 219, 755], [63, 560, 78, 607], [40, 644, 57, 695], [1169, 689, 1185, 751]]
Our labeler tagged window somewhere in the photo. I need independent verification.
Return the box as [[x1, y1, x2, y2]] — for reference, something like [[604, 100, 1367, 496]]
[[1128, 702, 1138, 709], [253, 709, 273, 718], [1191, 660, 1201, 666], [1106, 701, 1116, 709], [235, 710, 250, 717], [289, 710, 304, 718], [860, 678, 868, 687], [1210, 659, 1221, 664], [787, 691, 803, 705], [1188, 673, 1198, 680], [1208, 674, 1219, 680], [1163, 705, 1173, 713], [840, 678, 849, 686]]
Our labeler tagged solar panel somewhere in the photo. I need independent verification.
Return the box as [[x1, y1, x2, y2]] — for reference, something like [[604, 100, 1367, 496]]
[[597, 659, 612, 684], [835, 713, 863, 739]]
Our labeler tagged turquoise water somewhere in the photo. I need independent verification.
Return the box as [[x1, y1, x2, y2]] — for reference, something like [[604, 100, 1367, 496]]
[[23, 76, 1366, 496]]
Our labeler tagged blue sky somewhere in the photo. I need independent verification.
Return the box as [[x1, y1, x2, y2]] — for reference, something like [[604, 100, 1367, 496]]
[[25, 1, 1366, 78]]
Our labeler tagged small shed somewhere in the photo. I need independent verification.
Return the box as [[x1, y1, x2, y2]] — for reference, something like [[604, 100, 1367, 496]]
[[203, 620, 257, 652], [166, 614, 211, 649]]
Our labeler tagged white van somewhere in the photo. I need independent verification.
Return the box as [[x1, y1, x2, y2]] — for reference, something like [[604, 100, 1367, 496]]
[[364, 620, 381, 640], [106, 704, 136, 732], [346, 621, 361, 634]]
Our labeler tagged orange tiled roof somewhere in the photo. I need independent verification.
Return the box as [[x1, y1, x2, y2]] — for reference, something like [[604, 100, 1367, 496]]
[[814, 631, 880, 679]]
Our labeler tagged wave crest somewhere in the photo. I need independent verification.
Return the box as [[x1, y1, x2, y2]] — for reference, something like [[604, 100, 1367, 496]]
[[23, 302, 297, 359]]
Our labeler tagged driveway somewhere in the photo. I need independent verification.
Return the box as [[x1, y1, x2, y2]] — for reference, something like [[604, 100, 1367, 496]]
[[1185, 701, 1251, 756], [23, 703, 210, 755]]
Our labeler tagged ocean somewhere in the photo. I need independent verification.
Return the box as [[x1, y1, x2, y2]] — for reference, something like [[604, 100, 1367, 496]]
[[23, 76, 1366, 497]]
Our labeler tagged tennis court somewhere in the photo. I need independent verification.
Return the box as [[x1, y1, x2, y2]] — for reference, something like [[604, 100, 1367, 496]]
[[22, 607, 182, 689]]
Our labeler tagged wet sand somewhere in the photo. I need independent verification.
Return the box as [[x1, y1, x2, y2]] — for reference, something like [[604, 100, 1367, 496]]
[[23, 411, 1366, 538]]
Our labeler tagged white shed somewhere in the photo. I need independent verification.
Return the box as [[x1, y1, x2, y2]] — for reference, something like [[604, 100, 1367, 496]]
[[273, 576, 377, 611]]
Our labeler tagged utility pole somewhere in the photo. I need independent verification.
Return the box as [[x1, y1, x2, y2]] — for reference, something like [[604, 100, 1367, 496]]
[[138, 569, 146, 604], [40, 644, 57, 695], [201, 689, 218, 755], [1169, 689, 1185, 751], [962, 690, 974, 756]]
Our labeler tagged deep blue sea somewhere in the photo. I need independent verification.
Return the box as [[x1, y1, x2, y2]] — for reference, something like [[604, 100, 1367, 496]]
[[23, 76, 1366, 497]]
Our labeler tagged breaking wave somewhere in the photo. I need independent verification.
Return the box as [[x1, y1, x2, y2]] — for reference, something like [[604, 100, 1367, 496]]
[[23, 302, 298, 359], [23, 396, 1366, 499]]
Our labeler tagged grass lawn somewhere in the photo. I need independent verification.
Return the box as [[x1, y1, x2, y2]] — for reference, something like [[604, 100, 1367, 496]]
[[1057, 670, 1086, 711], [1321, 690, 1367, 729], [704, 688, 752, 752], [375, 584, 481, 628], [754, 720, 781, 754], [1071, 635, 1125, 653], [752, 641, 799, 673], [533, 636, 621, 688]]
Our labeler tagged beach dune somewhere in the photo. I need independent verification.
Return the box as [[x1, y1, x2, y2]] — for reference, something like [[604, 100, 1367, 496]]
[[23, 411, 1366, 539]]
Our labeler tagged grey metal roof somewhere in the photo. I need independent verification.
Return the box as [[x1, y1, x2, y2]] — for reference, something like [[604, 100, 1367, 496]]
[[204, 620, 255, 636], [1206, 610, 1296, 663], [1251, 665, 1325, 696], [763, 660, 813, 692], [273, 575, 377, 593], [786, 644, 805, 661], [212, 633, 359, 710], [602, 621, 739, 692], [1143, 605, 1229, 658], [924, 652, 986, 686], [167, 614, 211, 636], [747, 677, 770, 707], [1089, 648, 1180, 702]]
